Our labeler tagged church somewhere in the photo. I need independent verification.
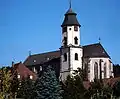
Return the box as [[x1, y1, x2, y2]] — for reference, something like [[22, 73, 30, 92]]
[[24, 4, 114, 82]]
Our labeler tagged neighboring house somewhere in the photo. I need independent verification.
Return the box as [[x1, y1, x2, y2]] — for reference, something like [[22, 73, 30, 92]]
[[12, 62, 37, 80], [24, 51, 60, 78], [83, 77, 120, 90], [24, 5, 113, 81]]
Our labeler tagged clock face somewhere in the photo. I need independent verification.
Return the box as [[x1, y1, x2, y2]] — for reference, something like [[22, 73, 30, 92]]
[[74, 26, 78, 31]]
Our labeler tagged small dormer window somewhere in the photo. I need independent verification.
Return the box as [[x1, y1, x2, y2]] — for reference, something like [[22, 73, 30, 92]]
[[74, 26, 78, 31], [62, 27, 67, 33], [33, 60, 36, 63], [30, 75, 33, 79], [102, 51, 105, 54], [40, 66, 42, 71], [17, 74, 20, 79], [33, 67, 37, 73], [47, 57, 50, 60], [33, 67, 36, 72]]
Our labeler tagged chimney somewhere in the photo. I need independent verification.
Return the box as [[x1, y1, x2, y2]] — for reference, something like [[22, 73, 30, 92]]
[[29, 51, 31, 56], [12, 61, 14, 67]]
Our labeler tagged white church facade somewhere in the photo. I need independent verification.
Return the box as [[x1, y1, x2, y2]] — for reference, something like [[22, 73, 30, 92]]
[[24, 5, 114, 82]]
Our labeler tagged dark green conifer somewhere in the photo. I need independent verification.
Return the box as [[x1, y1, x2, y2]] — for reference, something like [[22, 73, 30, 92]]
[[34, 65, 63, 99]]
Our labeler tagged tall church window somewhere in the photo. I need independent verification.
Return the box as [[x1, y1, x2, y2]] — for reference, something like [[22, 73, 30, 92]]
[[87, 60, 91, 80], [94, 62, 98, 79], [104, 63, 107, 78], [74, 37, 78, 45], [62, 27, 67, 33], [64, 37, 67, 46], [75, 53, 78, 60], [84, 63, 88, 80], [74, 26, 78, 31], [64, 53, 67, 62], [109, 62, 112, 77], [88, 63, 90, 73], [109, 63, 111, 71]]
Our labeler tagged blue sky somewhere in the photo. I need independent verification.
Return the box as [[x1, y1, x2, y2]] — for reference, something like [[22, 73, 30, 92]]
[[0, 0, 120, 66]]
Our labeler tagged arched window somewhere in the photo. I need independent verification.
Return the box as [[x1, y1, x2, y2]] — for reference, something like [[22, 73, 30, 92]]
[[75, 53, 78, 60], [104, 63, 107, 78], [84, 63, 88, 80], [64, 53, 67, 62], [94, 62, 98, 79], [74, 37, 78, 45], [64, 37, 67, 46]]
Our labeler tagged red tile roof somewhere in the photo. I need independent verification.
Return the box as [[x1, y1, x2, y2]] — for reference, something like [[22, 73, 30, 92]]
[[83, 77, 120, 90], [103, 77, 120, 87], [12, 62, 37, 80]]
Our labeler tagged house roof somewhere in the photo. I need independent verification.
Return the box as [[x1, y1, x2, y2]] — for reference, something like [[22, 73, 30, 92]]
[[83, 77, 120, 89], [24, 50, 60, 66], [83, 43, 110, 58], [103, 77, 120, 87], [24, 43, 110, 66], [13, 62, 37, 80], [61, 8, 80, 27]]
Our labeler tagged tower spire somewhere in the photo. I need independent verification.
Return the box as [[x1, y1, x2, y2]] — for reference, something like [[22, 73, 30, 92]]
[[99, 37, 101, 43], [69, 0, 72, 8]]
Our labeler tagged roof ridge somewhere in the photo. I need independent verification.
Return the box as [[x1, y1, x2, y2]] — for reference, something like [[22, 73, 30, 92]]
[[83, 43, 110, 58], [30, 50, 60, 56], [83, 43, 100, 47], [99, 43, 110, 58], [14, 62, 21, 66]]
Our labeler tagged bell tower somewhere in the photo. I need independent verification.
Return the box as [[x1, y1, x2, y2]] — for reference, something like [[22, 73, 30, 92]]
[[60, 4, 83, 81]]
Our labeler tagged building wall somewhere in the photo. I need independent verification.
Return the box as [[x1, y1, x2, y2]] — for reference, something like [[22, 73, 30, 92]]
[[83, 57, 114, 82], [60, 48, 69, 72], [60, 71, 70, 81], [62, 26, 80, 46], [70, 47, 83, 70], [61, 24, 82, 81]]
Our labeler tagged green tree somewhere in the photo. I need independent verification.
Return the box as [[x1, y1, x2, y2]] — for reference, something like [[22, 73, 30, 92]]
[[17, 78, 35, 99], [62, 75, 75, 99], [0, 92, 4, 99], [85, 79, 113, 99], [0, 67, 12, 98], [113, 81, 120, 98], [1, 67, 11, 93], [10, 71, 19, 98], [63, 68, 86, 99], [34, 65, 63, 99]]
